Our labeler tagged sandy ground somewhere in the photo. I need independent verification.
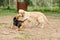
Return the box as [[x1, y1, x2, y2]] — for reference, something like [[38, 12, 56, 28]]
[[0, 16, 60, 40]]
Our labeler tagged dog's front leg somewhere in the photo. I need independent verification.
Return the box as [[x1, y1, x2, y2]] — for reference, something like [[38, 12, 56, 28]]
[[18, 27, 20, 31], [11, 23, 15, 29], [10, 21, 14, 29], [18, 26, 23, 31], [17, 23, 22, 31]]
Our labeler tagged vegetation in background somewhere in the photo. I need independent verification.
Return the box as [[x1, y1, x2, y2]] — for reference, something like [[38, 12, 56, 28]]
[[28, 6, 60, 12], [0, 7, 60, 19], [0, 0, 60, 16], [0, 8, 16, 16]]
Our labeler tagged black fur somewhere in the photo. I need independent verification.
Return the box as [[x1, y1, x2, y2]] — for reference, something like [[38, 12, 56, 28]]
[[13, 16, 27, 28], [13, 17, 23, 28]]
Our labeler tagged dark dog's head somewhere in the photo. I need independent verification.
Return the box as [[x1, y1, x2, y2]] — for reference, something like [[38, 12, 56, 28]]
[[13, 16, 22, 27], [13, 16, 27, 28]]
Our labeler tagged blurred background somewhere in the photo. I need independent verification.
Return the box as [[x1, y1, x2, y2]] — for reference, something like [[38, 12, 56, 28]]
[[0, 0, 60, 40], [0, 0, 60, 16]]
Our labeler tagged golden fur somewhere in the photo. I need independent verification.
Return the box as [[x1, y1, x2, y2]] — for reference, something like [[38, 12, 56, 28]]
[[18, 9, 49, 28]]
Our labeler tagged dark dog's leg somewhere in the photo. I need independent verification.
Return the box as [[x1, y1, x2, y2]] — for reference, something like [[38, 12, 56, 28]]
[[18, 27, 20, 31], [17, 23, 22, 31]]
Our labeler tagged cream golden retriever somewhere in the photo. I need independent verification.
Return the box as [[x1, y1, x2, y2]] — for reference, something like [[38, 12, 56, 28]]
[[18, 9, 49, 28]]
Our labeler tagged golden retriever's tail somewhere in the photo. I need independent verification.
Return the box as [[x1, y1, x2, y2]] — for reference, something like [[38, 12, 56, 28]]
[[43, 14, 49, 24]]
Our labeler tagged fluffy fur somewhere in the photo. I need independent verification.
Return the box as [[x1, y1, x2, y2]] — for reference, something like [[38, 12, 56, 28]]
[[18, 9, 49, 28]]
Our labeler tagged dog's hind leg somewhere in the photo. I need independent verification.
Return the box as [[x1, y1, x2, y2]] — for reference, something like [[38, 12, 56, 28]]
[[40, 23, 45, 28], [37, 21, 45, 28], [37, 16, 45, 28]]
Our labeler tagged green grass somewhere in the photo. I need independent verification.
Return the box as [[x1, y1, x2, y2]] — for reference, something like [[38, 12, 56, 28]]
[[0, 8, 16, 16]]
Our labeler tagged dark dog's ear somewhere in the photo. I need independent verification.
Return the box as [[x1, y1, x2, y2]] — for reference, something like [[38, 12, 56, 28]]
[[13, 16, 16, 19], [14, 16, 19, 19]]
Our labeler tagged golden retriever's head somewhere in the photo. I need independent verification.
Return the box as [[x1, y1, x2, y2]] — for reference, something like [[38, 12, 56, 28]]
[[18, 9, 26, 17]]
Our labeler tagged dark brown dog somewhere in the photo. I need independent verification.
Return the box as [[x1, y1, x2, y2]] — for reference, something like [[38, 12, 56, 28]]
[[11, 16, 27, 31]]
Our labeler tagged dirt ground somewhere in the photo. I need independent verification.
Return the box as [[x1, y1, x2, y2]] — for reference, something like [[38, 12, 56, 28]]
[[0, 16, 60, 40]]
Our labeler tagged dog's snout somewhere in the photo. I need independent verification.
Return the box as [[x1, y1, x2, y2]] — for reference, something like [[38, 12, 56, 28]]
[[18, 14, 22, 17]]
